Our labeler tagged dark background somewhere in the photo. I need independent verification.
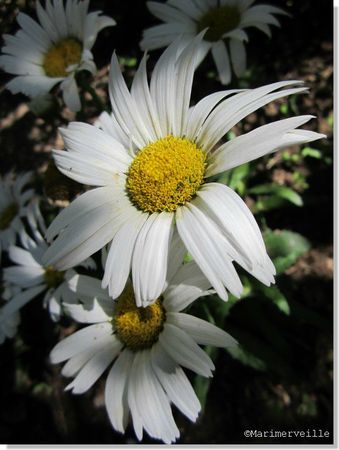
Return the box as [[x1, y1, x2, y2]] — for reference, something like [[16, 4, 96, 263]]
[[0, 0, 333, 445]]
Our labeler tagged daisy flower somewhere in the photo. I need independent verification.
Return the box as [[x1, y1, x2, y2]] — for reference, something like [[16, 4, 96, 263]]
[[2, 201, 95, 327], [0, 171, 34, 256], [42, 35, 325, 306], [0, 0, 116, 111], [140, 0, 287, 84], [50, 242, 237, 444]]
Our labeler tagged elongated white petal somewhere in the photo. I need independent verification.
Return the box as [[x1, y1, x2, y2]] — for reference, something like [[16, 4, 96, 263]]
[[230, 38, 247, 77], [64, 299, 112, 324], [167, 312, 238, 347], [151, 342, 201, 422], [103, 212, 148, 299], [105, 349, 134, 433], [160, 323, 214, 377], [206, 116, 325, 176], [8, 245, 41, 268], [65, 340, 121, 394], [4, 265, 45, 288], [211, 40, 232, 85], [109, 53, 152, 148], [176, 203, 243, 300], [164, 261, 212, 312], [60, 76, 81, 112], [0, 285, 45, 319], [50, 322, 113, 363], [165, 229, 187, 285], [127, 353, 144, 441], [132, 212, 174, 306], [147, 2, 195, 24], [197, 81, 307, 152], [135, 351, 179, 443]]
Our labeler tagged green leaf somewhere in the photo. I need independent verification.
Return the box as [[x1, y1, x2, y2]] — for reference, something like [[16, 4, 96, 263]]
[[301, 147, 322, 159], [249, 184, 303, 206], [225, 345, 267, 371], [259, 285, 290, 315], [264, 229, 311, 273], [228, 163, 250, 195]]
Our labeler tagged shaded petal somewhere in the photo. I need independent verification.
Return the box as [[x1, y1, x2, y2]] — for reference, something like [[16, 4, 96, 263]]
[[229, 38, 247, 77], [211, 40, 231, 85]]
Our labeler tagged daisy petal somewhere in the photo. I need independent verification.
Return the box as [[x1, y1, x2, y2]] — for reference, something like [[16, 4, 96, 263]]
[[211, 40, 232, 85]]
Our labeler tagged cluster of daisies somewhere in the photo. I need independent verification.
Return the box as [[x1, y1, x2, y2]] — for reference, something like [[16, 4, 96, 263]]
[[0, 0, 325, 444]]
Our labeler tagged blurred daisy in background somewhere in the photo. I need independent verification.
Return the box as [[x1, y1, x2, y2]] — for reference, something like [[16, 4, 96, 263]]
[[43, 35, 325, 306], [140, 0, 287, 84], [0, 172, 33, 256], [1, 201, 95, 333], [0, 0, 116, 111], [50, 240, 237, 444]]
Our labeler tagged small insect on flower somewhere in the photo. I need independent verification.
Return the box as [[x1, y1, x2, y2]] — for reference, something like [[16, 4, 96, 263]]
[[0, 171, 34, 257], [140, 0, 288, 84], [0, 201, 95, 341], [50, 239, 237, 444], [0, 0, 116, 111], [43, 34, 325, 307]]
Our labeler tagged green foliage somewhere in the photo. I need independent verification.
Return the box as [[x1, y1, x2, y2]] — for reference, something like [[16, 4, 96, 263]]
[[264, 229, 311, 274], [249, 183, 303, 208]]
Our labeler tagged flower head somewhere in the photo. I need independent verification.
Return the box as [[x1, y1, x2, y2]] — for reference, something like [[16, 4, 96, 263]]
[[2, 201, 95, 332], [0, 0, 116, 111], [140, 0, 288, 84], [0, 171, 34, 256], [50, 250, 236, 443], [43, 36, 325, 307]]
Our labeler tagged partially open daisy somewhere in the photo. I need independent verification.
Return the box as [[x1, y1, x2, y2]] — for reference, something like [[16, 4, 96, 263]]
[[2, 201, 95, 327], [50, 245, 236, 444], [0, 171, 34, 256], [140, 0, 287, 84], [0, 0, 116, 111], [43, 36, 325, 306]]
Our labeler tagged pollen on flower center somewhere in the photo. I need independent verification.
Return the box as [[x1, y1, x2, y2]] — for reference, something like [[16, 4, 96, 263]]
[[44, 265, 64, 289], [126, 135, 206, 213], [197, 5, 241, 42], [0, 202, 18, 230], [113, 286, 166, 351], [43, 37, 82, 78]]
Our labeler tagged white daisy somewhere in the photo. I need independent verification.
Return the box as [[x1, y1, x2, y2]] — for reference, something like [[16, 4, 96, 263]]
[[42, 35, 325, 307], [0, 0, 116, 111], [0, 171, 34, 257], [2, 201, 95, 327], [0, 281, 21, 344], [140, 0, 287, 84], [50, 243, 236, 444]]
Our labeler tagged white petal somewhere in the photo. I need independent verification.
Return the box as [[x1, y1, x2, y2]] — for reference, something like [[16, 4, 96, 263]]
[[0, 285, 45, 319], [159, 323, 214, 377], [197, 80, 308, 152], [163, 260, 212, 312], [167, 312, 238, 347], [132, 212, 174, 306], [60, 77, 81, 112], [109, 53, 152, 148], [147, 2, 196, 24], [229, 38, 247, 77], [211, 40, 232, 85], [151, 342, 200, 422], [176, 203, 243, 300], [4, 265, 45, 288], [105, 349, 134, 433], [206, 115, 324, 175], [65, 340, 121, 394], [103, 212, 148, 299], [50, 322, 113, 363]]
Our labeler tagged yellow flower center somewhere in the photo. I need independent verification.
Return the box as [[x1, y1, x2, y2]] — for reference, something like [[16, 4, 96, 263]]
[[0, 202, 18, 230], [43, 37, 82, 78], [113, 286, 166, 351], [44, 265, 64, 289], [126, 135, 206, 213], [197, 5, 241, 42]]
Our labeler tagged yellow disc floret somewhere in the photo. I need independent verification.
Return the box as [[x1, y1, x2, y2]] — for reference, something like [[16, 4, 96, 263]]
[[126, 135, 206, 213], [43, 37, 82, 78], [0, 202, 19, 230], [197, 5, 241, 42], [44, 265, 64, 289], [113, 285, 166, 351]]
